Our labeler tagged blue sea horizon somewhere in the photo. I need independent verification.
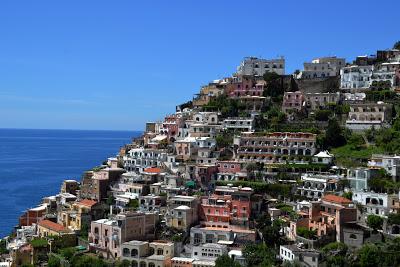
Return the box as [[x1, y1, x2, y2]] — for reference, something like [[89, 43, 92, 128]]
[[0, 128, 141, 238]]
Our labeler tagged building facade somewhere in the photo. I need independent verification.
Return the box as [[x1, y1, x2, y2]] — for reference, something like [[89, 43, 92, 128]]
[[237, 57, 285, 76], [236, 132, 317, 164]]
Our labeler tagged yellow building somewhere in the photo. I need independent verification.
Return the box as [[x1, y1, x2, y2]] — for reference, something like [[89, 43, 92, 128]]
[[37, 220, 70, 237], [58, 199, 98, 231]]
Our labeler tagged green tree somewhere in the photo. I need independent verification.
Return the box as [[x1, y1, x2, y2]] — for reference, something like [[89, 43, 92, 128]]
[[115, 259, 131, 267], [388, 213, 400, 225], [255, 213, 283, 247], [324, 118, 346, 149], [245, 163, 258, 180], [242, 243, 275, 267], [282, 260, 302, 267], [393, 41, 400, 50], [71, 255, 108, 267], [59, 247, 76, 261], [322, 242, 348, 267], [79, 221, 89, 238], [215, 132, 233, 149], [47, 255, 61, 267], [215, 254, 241, 267], [127, 199, 139, 209], [342, 191, 352, 200], [358, 243, 381, 267], [366, 215, 383, 231], [106, 195, 115, 206], [315, 109, 332, 121], [296, 227, 317, 239], [263, 72, 284, 99], [0, 239, 8, 254]]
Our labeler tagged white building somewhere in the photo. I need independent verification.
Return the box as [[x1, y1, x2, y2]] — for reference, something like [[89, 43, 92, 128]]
[[237, 56, 285, 76], [340, 65, 373, 90], [347, 168, 379, 191], [312, 151, 334, 165], [193, 260, 216, 267], [123, 148, 168, 172], [192, 112, 219, 124], [279, 245, 320, 267], [371, 62, 399, 87], [216, 172, 247, 182], [368, 154, 400, 180], [121, 240, 174, 267], [223, 117, 255, 132], [346, 102, 392, 130], [352, 191, 398, 217], [298, 173, 341, 200], [304, 92, 341, 110], [344, 92, 366, 102], [300, 56, 345, 79], [191, 243, 228, 260]]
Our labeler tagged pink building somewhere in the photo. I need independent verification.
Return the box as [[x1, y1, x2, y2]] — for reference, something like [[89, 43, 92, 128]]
[[199, 186, 253, 227], [163, 114, 183, 141], [195, 165, 218, 188], [288, 194, 357, 243], [227, 75, 265, 97], [231, 189, 253, 226], [282, 91, 304, 113], [200, 194, 232, 225], [175, 137, 197, 162], [217, 161, 242, 173]]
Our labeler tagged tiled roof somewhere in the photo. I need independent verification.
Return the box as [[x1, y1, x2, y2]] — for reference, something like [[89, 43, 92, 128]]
[[144, 167, 162, 173], [78, 199, 98, 207], [322, 194, 352, 205], [38, 220, 66, 232]]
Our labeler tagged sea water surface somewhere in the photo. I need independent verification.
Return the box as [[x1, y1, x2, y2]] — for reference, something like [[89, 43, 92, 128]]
[[0, 128, 140, 238]]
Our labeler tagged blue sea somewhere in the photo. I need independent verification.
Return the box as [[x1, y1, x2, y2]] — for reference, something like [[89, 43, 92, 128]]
[[0, 128, 140, 238]]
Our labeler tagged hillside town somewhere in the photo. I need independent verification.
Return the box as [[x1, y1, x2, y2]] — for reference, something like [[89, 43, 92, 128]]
[[2, 41, 400, 267]]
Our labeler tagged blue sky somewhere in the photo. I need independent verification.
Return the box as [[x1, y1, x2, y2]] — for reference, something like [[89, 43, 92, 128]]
[[0, 0, 399, 131]]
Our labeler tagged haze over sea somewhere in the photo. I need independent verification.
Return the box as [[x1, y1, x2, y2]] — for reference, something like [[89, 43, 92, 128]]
[[0, 128, 140, 238]]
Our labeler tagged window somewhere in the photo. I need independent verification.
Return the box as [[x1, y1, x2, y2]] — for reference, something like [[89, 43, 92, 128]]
[[123, 248, 130, 257], [349, 234, 357, 239], [131, 249, 138, 257]]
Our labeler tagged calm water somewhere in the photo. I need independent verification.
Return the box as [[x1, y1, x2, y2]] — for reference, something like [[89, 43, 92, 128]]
[[0, 128, 140, 238]]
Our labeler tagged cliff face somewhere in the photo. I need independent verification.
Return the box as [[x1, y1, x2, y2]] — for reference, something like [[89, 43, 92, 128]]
[[296, 76, 340, 94]]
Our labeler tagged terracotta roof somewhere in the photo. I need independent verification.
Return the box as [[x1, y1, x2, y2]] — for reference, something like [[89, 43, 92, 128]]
[[38, 220, 66, 232], [78, 199, 98, 208], [144, 167, 162, 173], [322, 194, 352, 205]]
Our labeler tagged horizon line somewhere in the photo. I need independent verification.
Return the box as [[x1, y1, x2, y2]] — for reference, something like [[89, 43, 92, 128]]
[[0, 127, 144, 132]]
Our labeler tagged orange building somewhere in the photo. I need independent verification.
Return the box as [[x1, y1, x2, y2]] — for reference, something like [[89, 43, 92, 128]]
[[289, 194, 357, 242]]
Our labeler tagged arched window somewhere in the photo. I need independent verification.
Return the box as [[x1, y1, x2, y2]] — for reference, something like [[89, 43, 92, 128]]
[[131, 260, 138, 267], [148, 263, 155, 267], [349, 234, 357, 239], [140, 261, 146, 267], [122, 248, 130, 257], [131, 249, 138, 257], [157, 248, 163, 255]]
